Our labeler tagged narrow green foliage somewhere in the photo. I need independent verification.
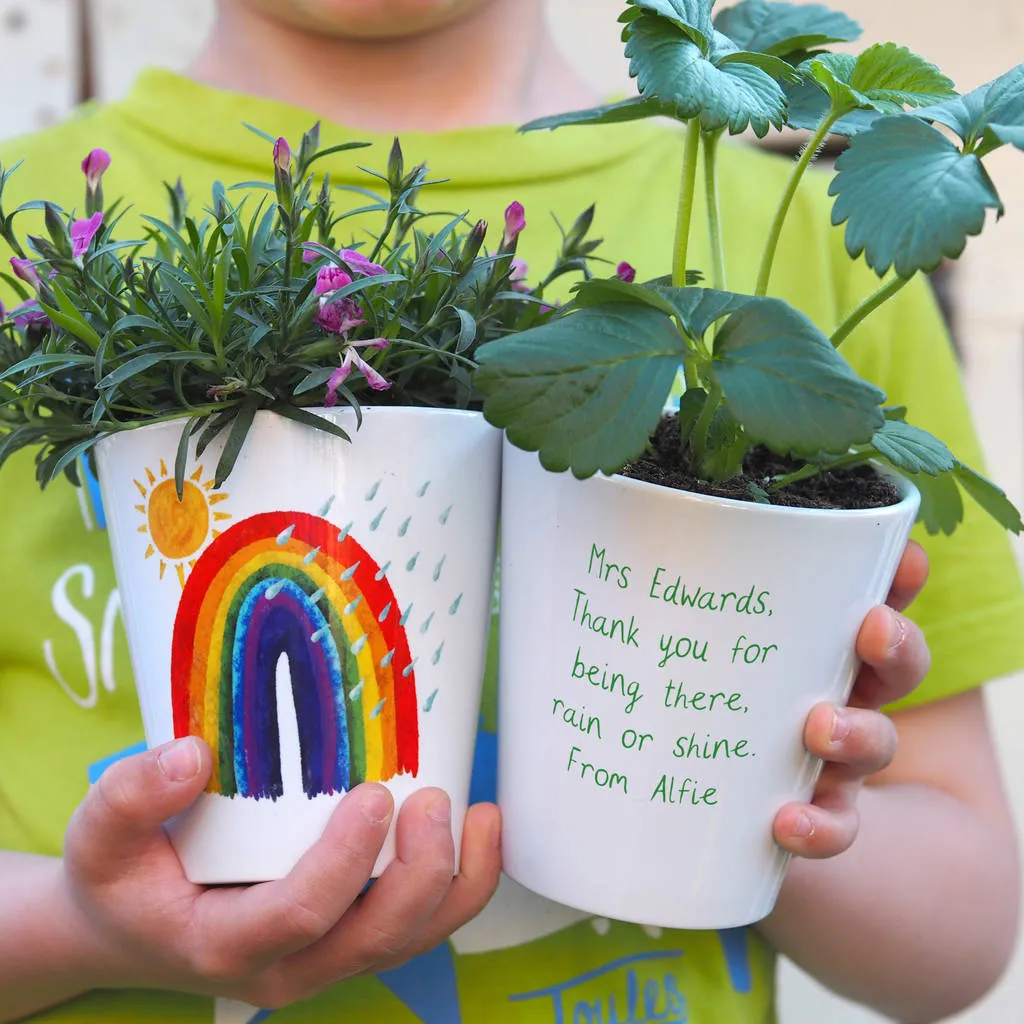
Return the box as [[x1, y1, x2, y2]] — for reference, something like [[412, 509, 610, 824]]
[[0, 128, 603, 487]]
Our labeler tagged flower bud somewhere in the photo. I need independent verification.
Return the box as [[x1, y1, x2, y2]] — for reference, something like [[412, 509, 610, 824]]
[[10, 257, 41, 289], [502, 202, 526, 248], [80, 149, 111, 191], [459, 219, 487, 271], [616, 261, 637, 284], [388, 138, 405, 191], [273, 137, 292, 174]]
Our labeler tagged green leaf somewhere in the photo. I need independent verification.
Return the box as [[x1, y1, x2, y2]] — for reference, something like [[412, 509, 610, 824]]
[[908, 469, 964, 535], [520, 97, 672, 133], [294, 366, 337, 396], [273, 403, 353, 444], [830, 115, 1002, 276], [214, 398, 259, 487], [916, 64, 1024, 155], [572, 278, 684, 322], [451, 307, 477, 353], [783, 78, 882, 135], [475, 303, 686, 478], [97, 351, 196, 391], [713, 0, 861, 59], [626, 0, 714, 48], [953, 462, 1023, 533], [174, 416, 197, 500], [803, 44, 956, 116], [649, 285, 757, 338], [869, 418, 954, 475], [709, 297, 885, 456], [625, 15, 789, 136]]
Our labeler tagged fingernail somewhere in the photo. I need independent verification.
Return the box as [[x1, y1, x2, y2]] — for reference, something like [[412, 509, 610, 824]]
[[791, 812, 815, 839], [157, 738, 200, 782], [361, 788, 393, 826], [830, 709, 851, 745], [886, 608, 906, 655], [427, 794, 451, 827], [489, 813, 502, 850]]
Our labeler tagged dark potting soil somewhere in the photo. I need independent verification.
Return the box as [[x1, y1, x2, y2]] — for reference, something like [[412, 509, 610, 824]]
[[620, 415, 901, 511]]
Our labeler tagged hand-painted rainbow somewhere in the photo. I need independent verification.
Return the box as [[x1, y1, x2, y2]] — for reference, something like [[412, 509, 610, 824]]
[[171, 511, 419, 801]]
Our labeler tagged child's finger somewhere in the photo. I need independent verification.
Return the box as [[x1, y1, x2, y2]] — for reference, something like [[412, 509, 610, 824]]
[[851, 606, 930, 710], [886, 540, 929, 612], [195, 784, 393, 970], [66, 738, 212, 879], [278, 788, 459, 992], [772, 789, 860, 859], [803, 703, 898, 777], [372, 801, 502, 969]]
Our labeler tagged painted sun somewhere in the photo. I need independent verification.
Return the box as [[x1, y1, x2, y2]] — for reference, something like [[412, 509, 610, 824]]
[[134, 460, 231, 586]]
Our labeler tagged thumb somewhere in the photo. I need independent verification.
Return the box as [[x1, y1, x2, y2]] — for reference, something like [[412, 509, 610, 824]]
[[66, 738, 212, 875]]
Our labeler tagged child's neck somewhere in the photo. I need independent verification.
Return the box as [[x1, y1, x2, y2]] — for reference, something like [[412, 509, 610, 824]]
[[188, 0, 598, 132]]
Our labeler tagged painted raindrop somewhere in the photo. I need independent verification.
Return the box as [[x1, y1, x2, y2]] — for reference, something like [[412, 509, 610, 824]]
[[265, 580, 286, 600], [350, 679, 365, 701], [302, 546, 321, 566], [420, 612, 434, 634], [381, 649, 395, 668], [400, 604, 414, 626], [366, 480, 382, 501], [439, 504, 453, 526], [398, 516, 411, 537], [370, 698, 387, 719], [432, 642, 445, 666], [378, 602, 392, 623], [375, 561, 391, 581], [402, 659, 418, 678], [370, 506, 387, 531], [418, 480, 431, 497], [352, 634, 368, 654], [276, 525, 296, 546], [344, 596, 363, 616], [433, 556, 446, 582], [406, 552, 420, 571], [318, 495, 336, 517], [423, 689, 439, 713], [449, 594, 462, 615], [341, 561, 361, 581], [337, 521, 353, 542]]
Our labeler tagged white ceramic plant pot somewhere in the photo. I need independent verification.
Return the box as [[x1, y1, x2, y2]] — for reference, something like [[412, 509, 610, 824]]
[[498, 442, 919, 930], [95, 407, 501, 884]]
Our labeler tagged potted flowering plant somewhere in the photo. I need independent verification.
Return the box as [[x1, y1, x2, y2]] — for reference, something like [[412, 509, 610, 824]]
[[473, 0, 1024, 930], [0, 124, 599, 884]]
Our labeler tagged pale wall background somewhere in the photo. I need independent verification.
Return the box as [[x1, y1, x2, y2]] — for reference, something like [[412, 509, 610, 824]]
[[1, 2, 1023, 1021]]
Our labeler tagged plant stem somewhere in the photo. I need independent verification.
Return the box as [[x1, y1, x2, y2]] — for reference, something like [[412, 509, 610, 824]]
[[690, 379, 722, 471], [703, 129, 727, 293], [755, 109, 840, 297], [830, 276, 911, 347], [672, 119, 702, 289], [767, 451, 871, 493]]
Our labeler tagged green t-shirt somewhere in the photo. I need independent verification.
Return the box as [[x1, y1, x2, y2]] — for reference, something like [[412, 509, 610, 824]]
[[1, 69, 1022, 1024]]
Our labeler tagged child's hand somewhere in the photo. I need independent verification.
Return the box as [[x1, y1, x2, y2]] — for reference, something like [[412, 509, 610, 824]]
[[61, 743, 501, 1008], [772, 540, 931, 858]]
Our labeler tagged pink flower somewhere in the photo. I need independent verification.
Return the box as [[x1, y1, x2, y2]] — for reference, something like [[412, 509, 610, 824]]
[[510, 257, 531, 293], [314, 265, 353, 298], [616, 261, 637, 284], [502, 201, 526, 247], [274, 137, 292, 173], [324, 340, 392, 403], [339, 249, 387, 277], [71, 212, 104, 258], [11, 301, 49, 329], [316, 297, 366, 336], [302, 246, 320, 264], [81, 149, 111, 191], [10, 258, 41, 289]]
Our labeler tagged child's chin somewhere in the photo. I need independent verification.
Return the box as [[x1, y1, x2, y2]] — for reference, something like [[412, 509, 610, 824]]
[[257, 0, 489, 40]]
